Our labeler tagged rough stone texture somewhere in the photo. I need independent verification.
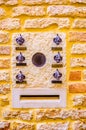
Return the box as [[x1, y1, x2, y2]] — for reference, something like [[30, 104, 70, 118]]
[[3, 110, 19, 119], [0, 122, 10, 129], [0, 0, 18, 5], [69, 32, 86, 42], [36, 109, 86, 120], [37, 122, 69, 130], [71, 44, 86, 54], [17, 111, 33, 121], [22, 0, 68, 5], [71, 58, 86, 67], [24, 18, 70, 29], [47, 6, 86, 17], [11, 122, 34, 130], [3, 110, 33, 121], [73, 95, 86, 106], [70, 0, 86, 4], [0, 0, 86, 127], [0, 31, 9, 43], [0, 59, 10, 68], [72, 19, 86, 28], [22, 0, 46, 5], [46, 0, 68, 4], [0, 18, 20, 30], [73, 121, 86, 130], [69, 83, 86, 93], [5, 0, 18, 5], [0, 71, 10, 82], [0, 84, 10, 94], [0, 46, 11, 55], [12, 32, 66, 88], [36, 109, 71, 120], [0, 8, 5, 17], [69, 71, 81, 81], [70, 109, 86, 120], [12, 6, 46, 17]]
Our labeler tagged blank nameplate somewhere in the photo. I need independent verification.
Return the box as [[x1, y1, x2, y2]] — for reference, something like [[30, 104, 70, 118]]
[[16, 81, 27, 84], [16, 47, 27, 50], [52, 64, 63, 68], [12, 88, 66, 108], [51, 80, 62, 84], [51, 47, 62, 51], [16, 63, 27, 66]]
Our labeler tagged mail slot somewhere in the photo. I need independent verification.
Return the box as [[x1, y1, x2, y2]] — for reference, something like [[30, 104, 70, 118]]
[[20, 95, 60, 100], [12, 32, 66, 108], [12, 88, 66, 108]]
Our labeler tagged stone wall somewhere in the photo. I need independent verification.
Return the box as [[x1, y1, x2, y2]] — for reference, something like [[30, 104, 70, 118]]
[[0, 0, 86, 130]]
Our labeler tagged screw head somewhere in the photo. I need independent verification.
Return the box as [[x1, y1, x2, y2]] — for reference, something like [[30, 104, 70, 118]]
[[16, 52, 25, 63], [16, 34, 25, 45], [53, 69, 62, 80], [53, 34, 62, 45], [16, 71, 25, 82], [54, 52, 62, 63]]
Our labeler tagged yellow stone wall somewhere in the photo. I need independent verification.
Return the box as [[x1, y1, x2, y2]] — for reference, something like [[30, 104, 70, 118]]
[[0, 0, 86, 129]]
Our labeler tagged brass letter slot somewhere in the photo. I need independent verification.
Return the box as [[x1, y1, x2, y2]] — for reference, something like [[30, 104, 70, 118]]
[[12, 88, 66, 108], [20, 95, 60, 100]]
